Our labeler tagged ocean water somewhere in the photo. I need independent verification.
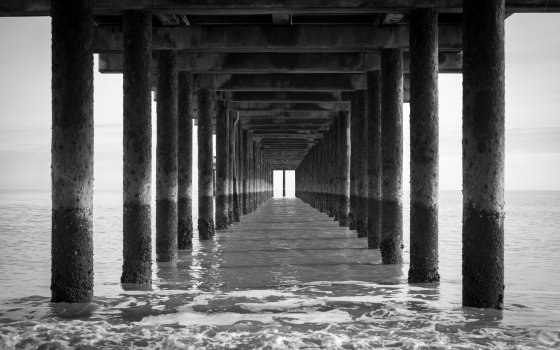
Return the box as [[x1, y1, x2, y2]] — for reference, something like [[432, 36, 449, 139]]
[[0, 190, 559, 349]]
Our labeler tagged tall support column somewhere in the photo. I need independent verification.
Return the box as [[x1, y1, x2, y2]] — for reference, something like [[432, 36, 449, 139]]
[[156, 50, 178, 262], [462, 0, 505, 309], [380, 49, 404, 264], [283, 170, 286, 197], [228, 111, 235, 223], [252, 141, 258, 210], [232, 113, 241, 222], [348, 98, 357, 230], [366, 71, 382, 249], [236, 124, 244, 218], [331, 125, 338, 220], [242, 129, 250, 214], [337, 111, 351, 226], [122, 10, 152, 283], [178, 72, 194, 249], [198, 88, 216, 239], [409, 8, 440, 283], [354, 90, 368, 238], [51, 0, 94, 303], [215, 98, 229, 230]]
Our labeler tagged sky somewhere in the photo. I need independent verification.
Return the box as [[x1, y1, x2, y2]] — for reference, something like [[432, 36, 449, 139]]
[[0, 14, 559, 191]]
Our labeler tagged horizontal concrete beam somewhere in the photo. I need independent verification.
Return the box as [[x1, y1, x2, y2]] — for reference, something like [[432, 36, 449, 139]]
[[231, 102, 350, 111], [242, 118, 334, 126], [94, 25, 462, 53], [229, 91, 345, 103], [252, 131, 324, 137], [239, 112, 336, 119], [3, 1, 560, 16], [260, 143, 312, 147], [197, 73, 366, 91], [245, 125, 329, 131], [238, 109, 339, 117], [99, 52, 462, 74], [254, 134, 322, 139]]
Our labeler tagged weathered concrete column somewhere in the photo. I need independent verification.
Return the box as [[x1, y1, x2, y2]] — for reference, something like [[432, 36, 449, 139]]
[[236, 124, 244, 219], [178, 71, 194, 249], [283, 170, 286, 197], [242, 129, 250, 214], [366, 70, 382, 249], [252, 141, 258, 210], [409, 8, 440, 283], [463, 0, 505, 309], [156, 50, 178, 262], [348, 99, 357, 230], [337, 111, 351, 226], [198, 88, 216, 239], [51, 0, 94, 303], [354, 90, 368, 238], [215, 98, 229, 230], [380, 48, 404, 264], [122, 10, 152, 283], [232, 113, 241, 222], [228, 111, 235, 223], [330, 125, 339, 220]]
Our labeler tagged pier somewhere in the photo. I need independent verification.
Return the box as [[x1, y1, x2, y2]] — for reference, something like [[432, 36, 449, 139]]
[[1, 0, 558, 310]]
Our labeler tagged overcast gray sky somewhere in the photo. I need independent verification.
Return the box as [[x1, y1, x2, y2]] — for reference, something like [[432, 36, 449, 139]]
[[0, 14, 559, 191]]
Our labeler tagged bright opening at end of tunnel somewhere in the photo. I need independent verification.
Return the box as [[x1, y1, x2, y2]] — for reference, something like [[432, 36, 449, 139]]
[[273, 170, 295, 198]]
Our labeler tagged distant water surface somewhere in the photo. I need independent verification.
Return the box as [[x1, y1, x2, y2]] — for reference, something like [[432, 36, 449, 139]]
[[0, 190, 559, 349]]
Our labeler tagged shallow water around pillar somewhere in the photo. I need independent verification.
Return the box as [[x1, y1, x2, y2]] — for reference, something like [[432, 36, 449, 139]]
[[0, 191, 559, 349]]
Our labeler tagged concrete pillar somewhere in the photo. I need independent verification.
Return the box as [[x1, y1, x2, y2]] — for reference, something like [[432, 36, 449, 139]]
[[409, 8, 440, 283], [122, 10, 152, 283], [354, 90, 368, 238], [236, 124, 244, 219], [232, 113, 241, 222], [215, 98, 229, 230], [228, 111, 235, 223], [330, 125, 339, 220], [252, 141, 258, 211], [348, 99, 357, 230], [178, 71, 194, 249], [366, 70, 382, 249], [51, 0, 94, 303], [331, 125, 339, 219], [380, 48, 404, 264], [462, 0, 505, 309], [283, 170, 286, 197], [337, 111, 351, 226], [198, 88, 216, 239], [156, 50, 178, 262], [242, 129, 250, 214]]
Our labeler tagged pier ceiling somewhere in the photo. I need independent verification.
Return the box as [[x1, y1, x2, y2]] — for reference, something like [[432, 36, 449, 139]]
[[2, 0, 560, 17]]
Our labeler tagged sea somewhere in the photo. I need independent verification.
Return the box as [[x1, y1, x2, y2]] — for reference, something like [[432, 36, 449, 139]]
[[0, 190, 559, 349]]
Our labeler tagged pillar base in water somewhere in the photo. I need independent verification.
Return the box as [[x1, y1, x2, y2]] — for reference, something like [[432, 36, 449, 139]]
[[409, 202, 439, 283], [122, 202, 152, 284], [51, 208, 94, 303], [366, 225, 380, 249], [156, 199, 178, 262], [408, 268, 440, 283], [198, 217, 216, 239], [348, 212, 356, 230], [216, 194, 229, 230], [178, 215, 193, 250], [356, 219, 367, 238], [463, 204, 504, 309]]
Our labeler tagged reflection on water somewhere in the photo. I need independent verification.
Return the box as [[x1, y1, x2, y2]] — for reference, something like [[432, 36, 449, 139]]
[[0, 192, 559, 348]]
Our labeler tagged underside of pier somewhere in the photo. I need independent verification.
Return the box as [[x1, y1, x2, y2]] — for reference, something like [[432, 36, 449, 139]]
[[2, 0, 557, 309]]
